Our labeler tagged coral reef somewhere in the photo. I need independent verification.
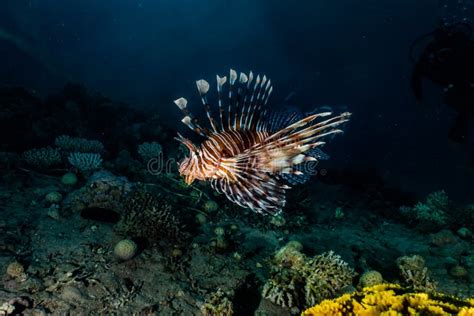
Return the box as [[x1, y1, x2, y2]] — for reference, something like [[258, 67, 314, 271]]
[[22, 147, 61, 169], [396, 254, 437, 292], [302, 283, 474, 316], [203, 200, 219, 213], [113, 239, 138, 261], [304, 251, 355, 307], [200, 288, 233, 316], [61, 172, 78, 186], [358, 270, 384, 288], [455, 204, 474, 233], [5, 261, 26, 280], [116, 188, 185, 244], [137, 141, 162, 163], [2, 83, 474, 315], [45, 191, 62, 204], [68, 152, 103, 174], [62, 170, 133, 214], [55, 135, 104, 153], [262, 243, 354, 311], [400, 190, 449, 231]]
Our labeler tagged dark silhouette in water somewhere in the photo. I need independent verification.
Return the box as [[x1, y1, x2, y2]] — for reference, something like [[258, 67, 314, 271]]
[[411, 22, 474, 144]]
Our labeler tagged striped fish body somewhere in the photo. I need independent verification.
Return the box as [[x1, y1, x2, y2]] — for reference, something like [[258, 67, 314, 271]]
[[174, 69, 351, 215], [178, 129, 269, 183]]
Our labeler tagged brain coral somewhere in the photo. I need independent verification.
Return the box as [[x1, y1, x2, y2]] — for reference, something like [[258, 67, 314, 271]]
[[358, 270, 384, 288]]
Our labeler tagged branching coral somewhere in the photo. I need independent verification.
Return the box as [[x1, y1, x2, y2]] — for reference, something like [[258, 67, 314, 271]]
[[262, 244, 354, 311], [396, 254, 436, 292], [304, 251, 355, 306], [200, 288, 234, 316], [401, 190, 449, 231], [116, 189, 185, 244], [302, 283, 474, 316], [137, 141, 162, 163], [55, 135, 104, 153], [68, 152, 103, 173], [22, 147, 61, 169], [262, 268, 304, 309]]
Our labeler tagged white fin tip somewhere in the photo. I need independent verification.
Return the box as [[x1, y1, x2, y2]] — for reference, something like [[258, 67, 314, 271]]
[[174, 97, 188, 109], [216, 75, 227, 87], [196, 79, 210, 95], [181, 116, 192, 124], [239, 72, 248, 84], [229, 69, 237, 84]]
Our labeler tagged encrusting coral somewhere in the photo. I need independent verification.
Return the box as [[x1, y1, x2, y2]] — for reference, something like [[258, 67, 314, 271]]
[[302, 283, 474, 316], [262, 243, 355, 311]]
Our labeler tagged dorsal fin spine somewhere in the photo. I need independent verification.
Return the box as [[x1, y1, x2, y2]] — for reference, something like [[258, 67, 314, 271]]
[[196, 80, 218, 133], [234, 72, 249, 130], [263, 83, 272, 106], [216, 75, 227, 131], [253, 76, 270, 129], [245, 74, 261, 129], [174, 97, 208, 136], [227, 69, 238, 130], [240, 71, 254, 130]]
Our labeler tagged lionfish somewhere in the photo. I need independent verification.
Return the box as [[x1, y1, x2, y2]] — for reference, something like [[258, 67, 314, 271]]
[[174, 69, 351, 215]]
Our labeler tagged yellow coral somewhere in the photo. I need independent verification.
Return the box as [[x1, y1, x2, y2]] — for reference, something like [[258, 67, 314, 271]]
[[302, 284, 474, 316]]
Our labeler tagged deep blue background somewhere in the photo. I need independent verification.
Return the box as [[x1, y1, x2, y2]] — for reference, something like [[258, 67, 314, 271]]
[[1, 0, 473, 200]]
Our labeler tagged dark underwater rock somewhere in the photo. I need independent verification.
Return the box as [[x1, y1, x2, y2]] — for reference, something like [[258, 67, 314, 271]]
[[62, 170, 133, 216]]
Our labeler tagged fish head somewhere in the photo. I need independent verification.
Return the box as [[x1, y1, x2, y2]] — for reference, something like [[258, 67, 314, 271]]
[[177, 156, 196, 185], [175, 134, 200, 185]]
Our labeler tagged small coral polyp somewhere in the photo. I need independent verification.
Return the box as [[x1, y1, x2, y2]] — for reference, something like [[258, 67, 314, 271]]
[[302, 284, 474, 316]]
